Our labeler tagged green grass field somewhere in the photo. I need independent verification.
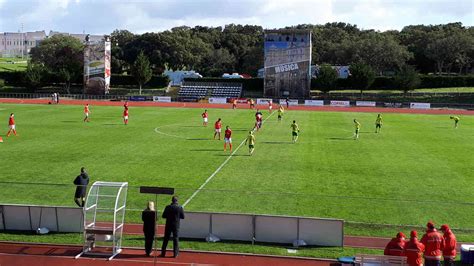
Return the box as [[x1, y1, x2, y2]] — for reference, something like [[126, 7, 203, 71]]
[[0, 57, 27, 72], [0, 103, 473, 237]]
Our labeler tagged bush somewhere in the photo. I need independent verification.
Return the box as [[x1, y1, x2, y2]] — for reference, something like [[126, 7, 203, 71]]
[[348, 63, 375, 92], [314, 64, 338, 93], [394, 66, 421, 93], [0, 79, 4, 88]]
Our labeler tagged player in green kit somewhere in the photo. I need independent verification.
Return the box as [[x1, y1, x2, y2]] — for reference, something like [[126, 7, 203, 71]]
[[450, 116, 460, 128], [353, 119, 361, 140], [277, 105, 284, 122], [290, 120, 300, 143], [245, 131, 256, 155], [375, 114, 382, 133]]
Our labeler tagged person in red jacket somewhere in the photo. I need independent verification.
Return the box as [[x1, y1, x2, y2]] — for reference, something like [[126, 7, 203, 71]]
[[421, 222, 445, 266], [404, 230, 425, 266], [384, 232, 406, 256], [440, 224, 456, 266]]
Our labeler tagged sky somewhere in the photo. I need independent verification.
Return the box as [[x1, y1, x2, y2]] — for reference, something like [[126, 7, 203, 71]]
[[0, 0, 472, 34]]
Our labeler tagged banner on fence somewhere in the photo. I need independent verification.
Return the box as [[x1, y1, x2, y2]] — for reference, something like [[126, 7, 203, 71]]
[[410, 102, 431, 109], [356, 101, 376, 107], [330, 100, 350, 107], [257, 98, 272, 105], [304, 100, 324, 106], [279, 99, 298, 106], [384, 102, 403, 108], [153, 96, 171, 102], [209, 97, 227, 104], [129, 96, 147, 101]]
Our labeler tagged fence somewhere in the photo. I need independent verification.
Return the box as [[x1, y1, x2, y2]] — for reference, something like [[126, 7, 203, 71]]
[[0, 202, 343, 247], [0, 182, 472, 234]]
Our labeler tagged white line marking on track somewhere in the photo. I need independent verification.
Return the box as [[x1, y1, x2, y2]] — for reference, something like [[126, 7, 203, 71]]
[[183, 111, 276, 207]]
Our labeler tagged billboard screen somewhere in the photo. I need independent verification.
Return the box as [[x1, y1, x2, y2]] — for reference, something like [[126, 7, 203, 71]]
[[264, 30, 312, 98], [84, 37, 111, 94]]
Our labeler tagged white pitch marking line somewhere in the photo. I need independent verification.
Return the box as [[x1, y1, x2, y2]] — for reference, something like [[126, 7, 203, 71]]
[[183, 111, 276, 207]]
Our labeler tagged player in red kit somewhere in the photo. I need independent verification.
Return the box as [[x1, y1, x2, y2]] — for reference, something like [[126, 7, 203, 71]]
[[224, 126, 232, 151], [83, 104, 91, 122], [268, 100, 273, 113], [123, 107, 129, 125], [7, 113, 17, 136], [202, 110, 208, 126], [214, 118, 222, 140]]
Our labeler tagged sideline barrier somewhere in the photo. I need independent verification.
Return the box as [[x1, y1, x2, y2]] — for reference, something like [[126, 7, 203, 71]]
[[208, 97, 227, 104], [153, 96, 171, 102], [304, 100, 324, 106], [330, 100, 350, 107], [256, 98, 272, 105], [410, 102, 431, 109], [356, 101, 376, 107], [279, 99, 299, 106], [179, 211, 344, 247], [0, 204, 83, 232], [0, 204, 343, 247]]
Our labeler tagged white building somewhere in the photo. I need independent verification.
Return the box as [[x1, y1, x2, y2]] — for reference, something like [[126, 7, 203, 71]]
[[0, 30, 104, 57]]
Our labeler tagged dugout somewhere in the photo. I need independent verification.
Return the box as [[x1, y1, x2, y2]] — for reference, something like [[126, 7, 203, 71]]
[[75, 181, 128, 261]]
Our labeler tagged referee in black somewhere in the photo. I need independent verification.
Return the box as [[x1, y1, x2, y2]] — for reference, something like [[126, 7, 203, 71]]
[[73, 167, 89, 207], [160, 196, 185, 258]]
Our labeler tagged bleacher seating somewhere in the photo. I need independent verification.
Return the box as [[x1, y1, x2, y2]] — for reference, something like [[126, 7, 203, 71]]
[[178, 81, 242, 99]]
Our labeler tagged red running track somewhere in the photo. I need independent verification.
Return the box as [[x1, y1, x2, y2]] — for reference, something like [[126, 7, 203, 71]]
[[0, 242, 335, 266], [1, 98, 473, 115]]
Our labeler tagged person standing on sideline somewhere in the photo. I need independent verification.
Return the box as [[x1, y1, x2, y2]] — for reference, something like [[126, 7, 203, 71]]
[[290, 120, 300, 143], [268, 100, 273, 113], [278, 105, 284, 122], [224, 126, 232, 151], [384, 232, 406, 256], [73, 167, 90, 207], [160, 196, 185, 258], [6, 113, 17, 137], [440, 224, 456, 266], [404, 230, 425, 266], [84, 104, 91, 122], [232, 99, 237, 109], [142, 201, 156, 257], [449, 116, 459, 128], [421, 222, 445, 266], [375, 114, 383, 133], [123, 104, 129, 125], [285, 97, 289, 109], [56, 92, 60, 104], [214, 118, 222, 140], [353, 119, 361, 140], [245, 130, 256, 155], [201, 110, 208, 126]]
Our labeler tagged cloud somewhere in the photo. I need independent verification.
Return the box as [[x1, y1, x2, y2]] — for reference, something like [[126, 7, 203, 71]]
[[0, 0, 472, 34]]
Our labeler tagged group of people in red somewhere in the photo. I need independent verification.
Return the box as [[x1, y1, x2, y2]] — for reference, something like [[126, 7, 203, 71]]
[[384, 222, 457, 266], [82, 101, 129, 125]]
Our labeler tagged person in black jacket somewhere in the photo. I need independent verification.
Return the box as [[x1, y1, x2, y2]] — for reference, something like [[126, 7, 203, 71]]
[[73, 167, 89, 207], [142, 201, 156, 257], [160, 196, 185, 258]]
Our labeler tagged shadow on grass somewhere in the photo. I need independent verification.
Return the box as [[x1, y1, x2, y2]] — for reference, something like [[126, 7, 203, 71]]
[[60, 121, 78, 123], [180, 125, 203, 128], [214, 154, 248, 157], [190, 149, 222, 152], [262, 141, 294, 144], [186, 138, 211, 141], [103, 123, 123, 126], [327, 137, 353, 141]]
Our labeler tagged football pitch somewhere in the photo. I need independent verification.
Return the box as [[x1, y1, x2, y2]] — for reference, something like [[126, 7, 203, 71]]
[[0, 103, 473, 231]]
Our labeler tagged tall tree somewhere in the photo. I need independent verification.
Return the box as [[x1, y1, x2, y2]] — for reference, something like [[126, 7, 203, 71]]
[[314, 64, 338, 93], [348, 62, 375, 94], [30, 35, 84, 93], [131, 51, 152, 95]]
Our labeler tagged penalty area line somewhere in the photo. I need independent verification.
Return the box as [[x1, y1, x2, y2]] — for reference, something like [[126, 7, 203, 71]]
[[183, 111, 276, 207]]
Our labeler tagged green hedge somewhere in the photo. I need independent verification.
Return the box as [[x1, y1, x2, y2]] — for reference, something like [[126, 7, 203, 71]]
[[111, 75, 169, 88], [184, 77, 263, 92]]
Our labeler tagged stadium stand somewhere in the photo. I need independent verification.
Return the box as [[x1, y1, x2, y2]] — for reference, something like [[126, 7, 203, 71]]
[[179, 81, 242, 99]]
